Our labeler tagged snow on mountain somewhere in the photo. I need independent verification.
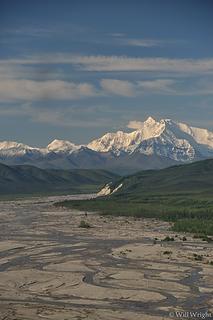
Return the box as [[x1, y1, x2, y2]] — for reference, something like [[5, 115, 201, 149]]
[[88, 117, 213, 161], [0, 141, 44, 157], [88, 117, 165, 155], [97, 182, 123, 196], [0, 141, 30, 151], [0, 117, 212, 169], [47, 139, 81, 154], [0, 139, 82, 158], [176, 122, 213, 149]]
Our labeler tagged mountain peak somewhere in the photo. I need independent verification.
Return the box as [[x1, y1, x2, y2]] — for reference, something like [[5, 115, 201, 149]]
[[144, 116, 157, 125], [87, 117, 213, 160], [0, 141, 31, 150], [0, 140, 42, 157], [47, 139, 81, 153]]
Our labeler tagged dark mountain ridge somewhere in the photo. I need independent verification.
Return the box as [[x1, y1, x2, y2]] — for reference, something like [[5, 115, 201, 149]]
[[0, 163, 118, 195]]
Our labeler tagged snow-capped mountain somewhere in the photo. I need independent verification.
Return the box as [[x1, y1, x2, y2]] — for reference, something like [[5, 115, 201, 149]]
[[0, 141, 48, 157], [47, 139, 81, 154], [0, 117, 212, 174], [88, 117, 165, 155], [0, 138, 106, 170], [88, 117, 213, 161]]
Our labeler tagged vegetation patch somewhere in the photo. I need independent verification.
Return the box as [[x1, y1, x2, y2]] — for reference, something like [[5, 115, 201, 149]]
[[162, 236, 175, 242], [56, 193, 213, 236], [78, 220, 91, 228], [55, 160, 213, 236], [193, 253, 203, 261], [172, 219, 213, 236], [163, 251, 172, 255]]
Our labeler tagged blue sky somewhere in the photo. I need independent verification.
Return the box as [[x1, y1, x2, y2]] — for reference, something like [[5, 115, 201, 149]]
[[0, 0, 213, 146]]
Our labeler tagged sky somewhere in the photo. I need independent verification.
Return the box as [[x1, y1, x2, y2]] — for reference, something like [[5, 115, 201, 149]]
[[0, 0, 213, 147]]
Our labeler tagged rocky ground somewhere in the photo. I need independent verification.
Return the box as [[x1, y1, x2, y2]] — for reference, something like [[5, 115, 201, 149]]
[[0, 195, 212, 320]]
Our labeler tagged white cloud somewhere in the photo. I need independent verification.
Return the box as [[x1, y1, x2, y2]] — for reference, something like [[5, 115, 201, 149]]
[[1, 55, 213, 76], [138, 78, 213, 96], [1, 54, 213, 103], [0, 76, 213, 103], [100, 79, 135, 96], [118, 38, 186, 48], [110, 33, 126, 37], [137, 79, 176, 93], [101, 78, 213, 97], [0, 103, 74, 127], [119, 39, 166, 47], [127, 121, 145, 130], [0, 79, 97, 101], [68, 55, 213, 74], [100, 78, 176, 96], [1, 55, 213, 74], [0, 103, 118, 128]]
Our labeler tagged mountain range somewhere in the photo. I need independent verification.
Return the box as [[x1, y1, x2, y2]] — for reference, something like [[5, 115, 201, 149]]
[[1, 117, 213, 174], [0, 163, 118, 195]]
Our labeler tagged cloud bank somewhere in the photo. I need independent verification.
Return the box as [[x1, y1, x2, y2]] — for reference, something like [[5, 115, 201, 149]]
[[68, 55, 213, 74], [1, 55, 213, 74], [100, 79, 135, 97], [0, 80, 97, 101]]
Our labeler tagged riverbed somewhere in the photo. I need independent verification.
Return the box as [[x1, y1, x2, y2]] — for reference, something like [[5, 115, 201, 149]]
[[0, 194, 212, 319]]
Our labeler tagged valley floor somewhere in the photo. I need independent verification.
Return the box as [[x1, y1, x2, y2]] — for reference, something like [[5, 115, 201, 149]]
[[0, 195, 212, 320]]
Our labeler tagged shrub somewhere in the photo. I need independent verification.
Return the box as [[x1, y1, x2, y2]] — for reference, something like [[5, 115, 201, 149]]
[[202, 236, 213, 243], [79, 220, 91, 228], [163, 251, 172, 255], [163, 236, 175, 242], [193, 253, 203, 261]]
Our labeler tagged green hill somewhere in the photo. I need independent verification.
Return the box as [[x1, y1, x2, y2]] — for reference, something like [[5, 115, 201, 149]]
[[58, 159, 213, 235], [110, 158, 213, 196], [0, 163, 119, 196]]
